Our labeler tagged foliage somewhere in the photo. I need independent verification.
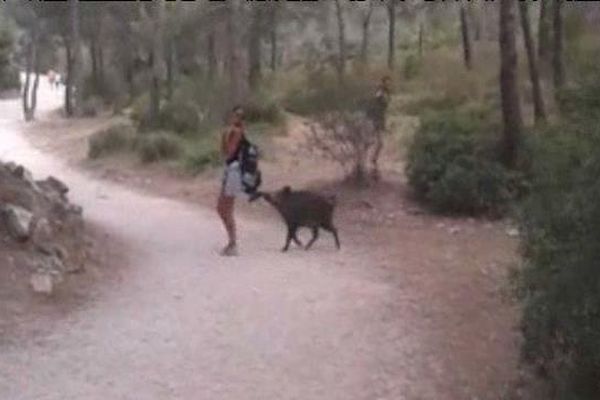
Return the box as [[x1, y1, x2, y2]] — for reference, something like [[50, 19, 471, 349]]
[[181, 137, 220, 175], [405, 107, 521, 215], [135, 132, 182, 163], [306, 111, 375, 184], [0, 28, 20, 92], [88, 124, 136, 159], [283, 69, 372, 116], [514, 76, 600, 400]]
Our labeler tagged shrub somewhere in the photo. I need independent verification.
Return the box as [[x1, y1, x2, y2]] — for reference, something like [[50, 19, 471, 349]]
[[405, 107, 520, 215], [158, 99, 201, 135], [88, 124, 135, 159], [283, 69, 371, 116], [135, 132, 182, 163], [306, 111, 375, 184], [244, 92, 284, 125], [403, 53, 422, 81], [181, 138, 220, 175], [514, 75, 600, 400], [0, 28, 19, 92], [81, 96, 104, 117]]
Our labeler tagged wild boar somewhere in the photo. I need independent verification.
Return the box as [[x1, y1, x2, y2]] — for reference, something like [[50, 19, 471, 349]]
[[253, 186, 341, 252]]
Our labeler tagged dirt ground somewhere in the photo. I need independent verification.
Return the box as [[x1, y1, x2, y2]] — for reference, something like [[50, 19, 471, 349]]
[[12, 98, 528, 399]]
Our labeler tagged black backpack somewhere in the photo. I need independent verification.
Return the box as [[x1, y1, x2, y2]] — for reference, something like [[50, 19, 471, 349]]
[[238, 137, 262, 194]]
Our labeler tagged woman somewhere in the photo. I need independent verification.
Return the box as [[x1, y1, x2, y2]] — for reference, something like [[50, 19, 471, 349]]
[[217, 106, 246, 256]]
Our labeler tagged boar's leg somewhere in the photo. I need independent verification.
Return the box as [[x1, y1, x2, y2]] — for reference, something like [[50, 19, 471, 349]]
[[282, 225, 299, 252], [322, 222, 341, 250], [292, 234, 303, 247], [305, 227, 320, 250]]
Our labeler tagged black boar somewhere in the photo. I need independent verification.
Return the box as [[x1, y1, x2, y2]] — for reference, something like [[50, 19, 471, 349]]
[[253, 186, 341, 252]]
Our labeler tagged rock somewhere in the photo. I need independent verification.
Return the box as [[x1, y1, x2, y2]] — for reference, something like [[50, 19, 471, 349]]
[[2, 204, 33, 241], [30, 272, 53, 294], [66, 203, 83, 216], [12, 165, 40, 191], [32, 217, 52, 243], [37, 176, 69, 196]]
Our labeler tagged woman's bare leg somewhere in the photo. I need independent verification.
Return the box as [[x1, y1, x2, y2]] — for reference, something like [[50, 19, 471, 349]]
[[217, 194, 237, 251]]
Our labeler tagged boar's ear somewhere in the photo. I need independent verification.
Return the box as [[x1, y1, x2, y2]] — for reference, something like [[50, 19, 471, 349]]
[[282, 186, 292, 195]]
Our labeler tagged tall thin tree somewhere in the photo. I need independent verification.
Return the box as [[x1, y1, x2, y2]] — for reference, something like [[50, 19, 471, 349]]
[[387, 0, 396, 69], [537, 0, 551, 73], [519, 1, 546, 124], [499, 0, 523, 167], [333, 0, 346, 84], [460, 4, 473, 70], [552, 0, 565, 93]]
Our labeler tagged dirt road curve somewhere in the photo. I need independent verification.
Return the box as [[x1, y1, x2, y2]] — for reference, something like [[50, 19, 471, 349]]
[[0, 80, 481, 400]]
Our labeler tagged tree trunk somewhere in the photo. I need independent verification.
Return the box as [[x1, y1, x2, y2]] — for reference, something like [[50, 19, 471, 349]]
[[98, 44, 104, 92], [166, 39, 174, 100], [360, 3, 374, 65], [387, 1, 396, 70], [269, 7, 277, 71], [519, 2, 546, 124], [499, 0, 523, 168], [552, 0, 565, 93], [333, 0, 346, 84], [248, 8, 262, 90], [70, 0, 83, 117], [64, 42, 73, 116], [418, 21, 424, 59], [90, 38, 98, 93], [460, 4, 473, 70], [226, 1, 244, 104], [207, 32, 216, 78], [149, 0, 164, 128], [22, 39, 33, 121], [30, 70, 40, 120], [537, 0, 551, 71]]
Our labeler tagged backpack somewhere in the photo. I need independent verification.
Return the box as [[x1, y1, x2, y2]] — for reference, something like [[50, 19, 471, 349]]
[[238, 137, 262, 194]]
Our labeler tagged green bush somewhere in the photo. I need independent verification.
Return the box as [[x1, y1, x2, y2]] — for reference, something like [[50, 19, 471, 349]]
[[403, 53, 422, 81], [0, 28, 19, 92], [182, 138, 220, 175], [514, 77, 600, 400], [283, 70, 371, 116], [158, 99, 201, 135], [244, 92, 284, 124], [135, 132, 182, 163], [88, 124, 135, 159], [405, 107, 520, 215]]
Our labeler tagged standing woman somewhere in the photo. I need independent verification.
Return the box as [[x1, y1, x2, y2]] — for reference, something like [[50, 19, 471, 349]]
[[217, 106, 246, 256]]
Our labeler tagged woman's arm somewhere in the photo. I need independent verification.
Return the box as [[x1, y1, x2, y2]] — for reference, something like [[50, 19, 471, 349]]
[[222, 126, 243, 161]]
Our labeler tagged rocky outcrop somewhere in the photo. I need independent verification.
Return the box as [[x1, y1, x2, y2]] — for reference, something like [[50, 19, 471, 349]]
[[0, 161, 87, 295]]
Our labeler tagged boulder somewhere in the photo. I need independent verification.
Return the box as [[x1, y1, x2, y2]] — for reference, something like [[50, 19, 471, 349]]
[[30, 272, 53, 294], [2, 204, 33, 241], [32, 217, 53, 244], [36, 176, 69, 197]]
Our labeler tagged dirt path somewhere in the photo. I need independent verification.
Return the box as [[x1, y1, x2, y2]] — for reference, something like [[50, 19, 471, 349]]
[[0, 79, 521, 400]]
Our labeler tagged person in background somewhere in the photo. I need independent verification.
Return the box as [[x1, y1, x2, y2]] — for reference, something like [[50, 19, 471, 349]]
[[216, 106, 246, 256], [366, 76, 392, 181]]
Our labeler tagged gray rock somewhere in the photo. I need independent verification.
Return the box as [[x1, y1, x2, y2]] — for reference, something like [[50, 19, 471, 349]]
[[32, 217, 52, 243], [30, 272, 53, 294], [2, 204, 33, 241], [36, 176, 69, 196]]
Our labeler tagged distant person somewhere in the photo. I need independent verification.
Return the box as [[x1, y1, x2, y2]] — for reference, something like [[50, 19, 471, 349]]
[[217, 106, 246, 256], [47, 69, 56, 88], [366, 76, 391, 181]]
